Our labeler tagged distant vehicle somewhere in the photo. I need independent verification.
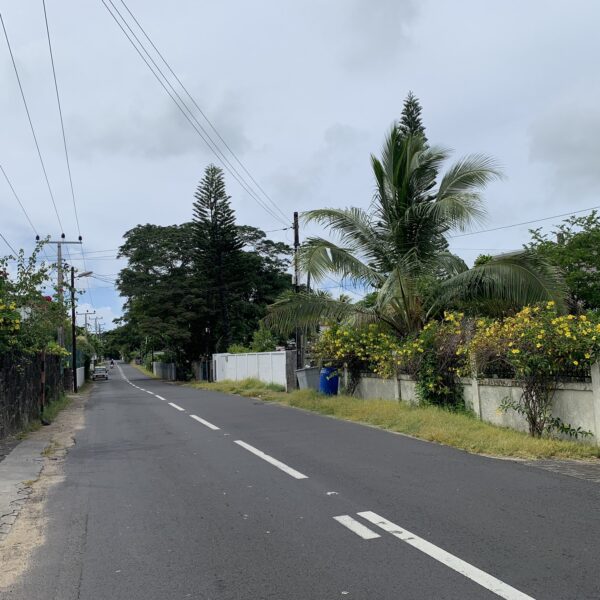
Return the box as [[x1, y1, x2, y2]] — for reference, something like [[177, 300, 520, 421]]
[[92, 366, 109, 381]]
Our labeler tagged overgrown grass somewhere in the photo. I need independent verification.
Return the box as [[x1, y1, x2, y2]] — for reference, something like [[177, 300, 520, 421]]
[[16, 394, 72, 439], [192, 379, 600, 460], [130, 362, 157, 378]]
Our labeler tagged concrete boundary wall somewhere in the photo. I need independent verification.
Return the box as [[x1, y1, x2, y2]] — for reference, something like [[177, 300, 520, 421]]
[[213, 351, 296, 391], [350, 369, 600, 444], [152, 362, 176, 381], [76, 367, 85, 389]]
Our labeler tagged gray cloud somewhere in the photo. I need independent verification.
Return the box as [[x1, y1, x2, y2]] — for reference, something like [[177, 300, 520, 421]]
[[341, 0, 417, 70], [529, 90, 600, 195], [68, 91, 252, 160]]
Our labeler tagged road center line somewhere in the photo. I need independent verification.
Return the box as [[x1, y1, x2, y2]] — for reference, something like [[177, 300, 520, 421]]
[[357, 511, 535, 600], [333, 515, 381, 540], [190, 415, 220, 430], [168, 402, 185, 412], [234, 440, 308, 480], [156, 395, 166, 401], [146, 391, 154, 395]]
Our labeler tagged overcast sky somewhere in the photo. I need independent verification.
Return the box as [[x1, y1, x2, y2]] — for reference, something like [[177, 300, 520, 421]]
[[2, 0, 600, 329]]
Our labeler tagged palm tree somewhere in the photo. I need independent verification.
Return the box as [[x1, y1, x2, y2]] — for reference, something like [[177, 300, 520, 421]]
[[266, 127, 565, 336]]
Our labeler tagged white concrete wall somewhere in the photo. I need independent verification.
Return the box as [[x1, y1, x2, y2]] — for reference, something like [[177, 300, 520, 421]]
[[76, 367, 85, 389], [213, 352, 289, 390], [352, 372, 600, 443]]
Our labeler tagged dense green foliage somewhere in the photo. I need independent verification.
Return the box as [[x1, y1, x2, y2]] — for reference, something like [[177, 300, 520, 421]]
[[266, 94, 565, 338], [116, 165, 292, 369], [0, 244, 67, 356], [526, 212, 600, 311]]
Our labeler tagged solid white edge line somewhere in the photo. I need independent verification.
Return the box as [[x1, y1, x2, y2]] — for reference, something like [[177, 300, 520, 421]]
[[168, 402, 185, 412], [234, 440, 308, 480], [190, 414, 220, 430], [156, 395, 166, 401], [357, 511, 535, 600], [333, 515, 380, 540]]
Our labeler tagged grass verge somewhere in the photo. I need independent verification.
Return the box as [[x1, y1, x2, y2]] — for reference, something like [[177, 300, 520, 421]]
[[16, 394, 72, 439], [130, 362, 157, 378], [191, 378, 600, 460]]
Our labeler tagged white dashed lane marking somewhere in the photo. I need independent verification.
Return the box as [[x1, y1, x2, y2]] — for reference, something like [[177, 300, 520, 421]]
[[156, 395, 166, 401], [357, 511, 535, 600], [168, 402, 185, 412], [333, 515, 380, 540], [190, 415, 220, 430], [234, 440, 308, 480]]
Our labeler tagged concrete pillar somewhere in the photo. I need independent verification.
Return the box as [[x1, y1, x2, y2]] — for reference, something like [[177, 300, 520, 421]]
[[470, 357, 482, 419], [589, 362, 600, 445]]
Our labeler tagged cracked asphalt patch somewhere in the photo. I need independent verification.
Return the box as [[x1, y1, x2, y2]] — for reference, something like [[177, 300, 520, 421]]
[[0, 392, 87, 591]]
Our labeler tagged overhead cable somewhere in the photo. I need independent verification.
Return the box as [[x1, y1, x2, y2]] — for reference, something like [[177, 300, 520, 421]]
[[116, 0, 290, 224], [0, 232, 17, 255], [100, 0, 289, 227], [450, 205, 600, 238], [0, 11, 64, 232]]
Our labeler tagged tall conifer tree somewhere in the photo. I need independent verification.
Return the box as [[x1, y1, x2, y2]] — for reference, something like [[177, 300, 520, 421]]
[[192, 165, 242, 350], [398, 91, 427, 143]]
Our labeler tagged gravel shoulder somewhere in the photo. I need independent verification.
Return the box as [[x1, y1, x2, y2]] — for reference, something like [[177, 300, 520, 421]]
[[0, 390, 88, 591]]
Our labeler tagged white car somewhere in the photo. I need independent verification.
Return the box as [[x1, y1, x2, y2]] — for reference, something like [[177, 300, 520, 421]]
[[92, 366, 109, 381]]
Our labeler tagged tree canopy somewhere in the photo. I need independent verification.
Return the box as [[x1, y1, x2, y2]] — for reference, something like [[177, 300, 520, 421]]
[[266, 95, 565, 336], [116, 165, 293, 366], [525, 211, 600, 311]]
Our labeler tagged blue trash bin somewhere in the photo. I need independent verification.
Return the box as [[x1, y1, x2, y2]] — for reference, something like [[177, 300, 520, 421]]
[[319, 367, 339, 395]]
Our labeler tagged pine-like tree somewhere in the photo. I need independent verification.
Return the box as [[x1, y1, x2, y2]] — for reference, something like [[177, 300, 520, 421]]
[[192, 165, 242, 350], [398, 91, 427, 143]]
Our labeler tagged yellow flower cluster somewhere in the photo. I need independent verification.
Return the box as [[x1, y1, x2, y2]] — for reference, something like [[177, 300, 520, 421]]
[[470, 303, 600, 376]]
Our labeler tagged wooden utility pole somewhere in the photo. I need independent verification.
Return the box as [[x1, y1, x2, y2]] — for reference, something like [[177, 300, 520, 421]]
[[71, 267, 77, 392], [293, 212, 303, 368], [38, 234, 82, 347]]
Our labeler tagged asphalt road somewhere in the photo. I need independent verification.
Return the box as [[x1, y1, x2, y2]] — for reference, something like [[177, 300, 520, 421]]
[[4, 363, 600, 599]]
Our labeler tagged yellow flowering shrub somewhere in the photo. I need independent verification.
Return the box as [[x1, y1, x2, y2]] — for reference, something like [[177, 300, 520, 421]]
[[470, 302, 600, 379], [0, 298, 21, 351], [396, 312, 471, 408], [312, 323, 402, 378], [470, 302, 600, 436]]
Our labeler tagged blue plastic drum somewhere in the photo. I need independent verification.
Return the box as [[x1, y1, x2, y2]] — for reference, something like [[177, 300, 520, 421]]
[[319, 367, 339, 395]]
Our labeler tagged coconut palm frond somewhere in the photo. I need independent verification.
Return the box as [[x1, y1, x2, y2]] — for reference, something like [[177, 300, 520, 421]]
[[428, 251, 567, 319], [300, 238, 383, 288], [302, 207, 386, 260], [263, 291, 368, 335]]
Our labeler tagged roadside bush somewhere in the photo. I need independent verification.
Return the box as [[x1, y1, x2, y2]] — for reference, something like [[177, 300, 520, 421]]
[[312, 323, 402, 392], [470, 302, 600, 436], [397, 312, 471, 409]]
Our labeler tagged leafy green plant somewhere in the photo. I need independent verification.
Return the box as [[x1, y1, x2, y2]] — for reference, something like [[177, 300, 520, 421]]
[[472, 302, 600, 436]]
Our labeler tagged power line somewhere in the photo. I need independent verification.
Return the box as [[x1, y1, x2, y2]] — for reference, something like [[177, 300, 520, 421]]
[[1, 164, 54, 263], [116, 0, 290, 224], [1, 164, 39, 236], [0, 232, 17, 255], [100, 0, 289, 228], [41, 1, 95, 312], [0, 11, 64, 232], [450, 205, 600, 238], [41, 0, 81, 237]]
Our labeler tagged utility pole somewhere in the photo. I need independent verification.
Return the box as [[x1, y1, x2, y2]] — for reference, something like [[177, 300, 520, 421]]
[[38, 234, 82, 347], [92, 316, 104, 335], [293, 212, 302, 368], [71, 267, 77, 393], [76, 310, 95, 333], [70, 267, 92, 393]]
